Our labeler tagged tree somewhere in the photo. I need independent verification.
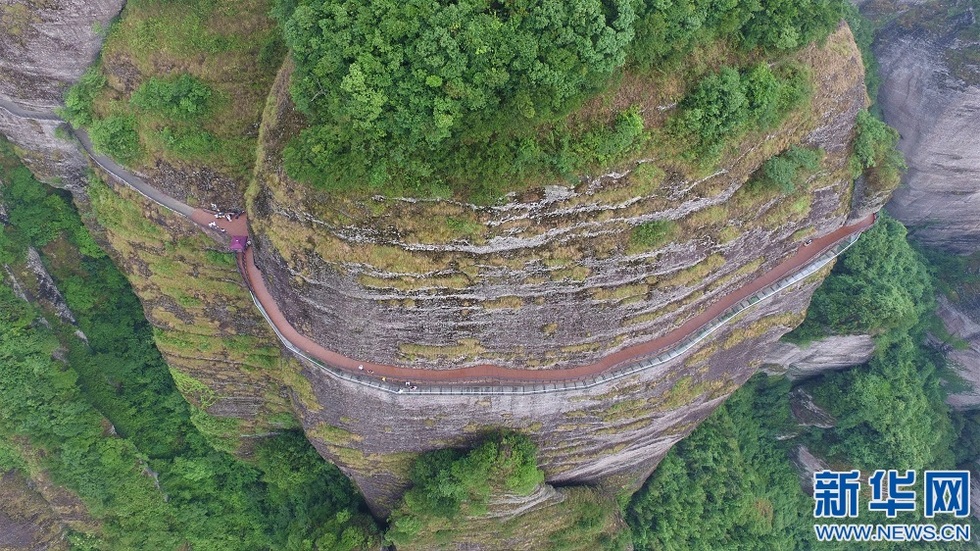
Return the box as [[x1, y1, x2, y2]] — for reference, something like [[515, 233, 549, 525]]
[[130, 74, 214, 120], [278, 0, 635, 189], [803, 215, 933, 335]]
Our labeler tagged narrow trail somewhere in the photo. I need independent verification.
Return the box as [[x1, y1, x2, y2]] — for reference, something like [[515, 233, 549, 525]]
[[238, 214, 875, 386], [1, 103, 876, 390]]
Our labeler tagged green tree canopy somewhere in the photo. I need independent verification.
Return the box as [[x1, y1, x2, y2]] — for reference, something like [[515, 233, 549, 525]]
[[279, 0, 635, 188], [385, 431, 544, 546], [800, 215, 933, 336]]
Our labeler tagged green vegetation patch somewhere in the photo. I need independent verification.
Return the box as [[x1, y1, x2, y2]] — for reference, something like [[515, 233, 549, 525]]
[[130, 74, 214, 120], [271, 0, 847, 199], [670, 63, 810, 160], [277, 0, 636, 195], [626, 376, 815, 550], [629, 220, 678, 251], [787, 214, 933, 341], [747, 145, 823, 194], [385, 432, 543, 545], [385, 432, 628, 550], [852, 109, 907, 195], [63, 0, 284, 180], [0, 144, 380, 549]]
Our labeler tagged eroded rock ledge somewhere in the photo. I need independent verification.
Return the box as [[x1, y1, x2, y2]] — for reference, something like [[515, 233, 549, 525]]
[[250, 27, 869, 371]]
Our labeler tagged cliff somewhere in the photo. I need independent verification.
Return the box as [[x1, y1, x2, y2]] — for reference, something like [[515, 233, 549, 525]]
[[763, 334, 876, 379], [248, 26, 869, 515], [80, 175, 303, 453], [0, 0, 123, 186], [0, 0, 878, 533], [251, 28, 867, 370], [864, 0, 980, 253]]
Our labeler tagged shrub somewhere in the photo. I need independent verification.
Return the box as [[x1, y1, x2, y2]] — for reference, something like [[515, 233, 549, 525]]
[[88, 115, 143, 164], [629, 0, 846, 68], [671, 64, 808, 159], [159, 126, 217, 157], [130, 74, 214, 120], [852, 109, 906, 193], [61, 66, 106, 127], [751, 146, 822, 194], [631, 220, 677, 249], [385, 432, 544, 546]]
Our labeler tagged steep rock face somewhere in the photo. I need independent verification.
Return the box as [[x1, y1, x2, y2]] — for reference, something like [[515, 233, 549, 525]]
[[0, 0, 123, 109], [763, 334, 876, 379], [251, 28, 867, 370], [0, 107, 85, 188], [935, 296, 980, 410], [865, 0, 980, 253], [0, 0, 123, 185], [247, 28, 869, 515], [80, 175, 300, 453], [297, 273, 825, 517]]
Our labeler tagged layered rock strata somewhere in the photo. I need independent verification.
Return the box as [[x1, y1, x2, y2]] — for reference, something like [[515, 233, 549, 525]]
[[251, 28, 868, 370], [249, 27, 870, 514]]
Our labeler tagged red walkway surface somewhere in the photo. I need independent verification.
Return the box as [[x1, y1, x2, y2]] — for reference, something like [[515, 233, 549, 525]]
[[235, 213, 876, 385], [191, 208, 248, 237]]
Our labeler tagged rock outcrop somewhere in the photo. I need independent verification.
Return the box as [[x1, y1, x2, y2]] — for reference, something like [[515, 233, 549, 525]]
[[934, 296, 980, 410], [0, 470, 73, 551], [0, 0, 123, 110], [865, 0, 980, 253], [763, 334, 876, 379], [0, 0, 123, 186], [250, 27, 869, 514]]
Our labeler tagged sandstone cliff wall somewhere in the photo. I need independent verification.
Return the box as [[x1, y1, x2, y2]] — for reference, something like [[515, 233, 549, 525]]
[[0, 0, 123, 110], [250, 28, 868, 371], [0, 0, 124, 186], [250, 28, 869, 515], [295, 269, 827, 517], [867, 0, 980, 253], [80, 175, 300, 453]]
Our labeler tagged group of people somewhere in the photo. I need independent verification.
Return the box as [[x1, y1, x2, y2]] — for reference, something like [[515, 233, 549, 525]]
[[361, 364, 419, 391], [210, 203, 244, 222]]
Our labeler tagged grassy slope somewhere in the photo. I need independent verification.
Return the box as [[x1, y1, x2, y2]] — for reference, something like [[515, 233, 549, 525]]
[[88, 0, 283, 183]]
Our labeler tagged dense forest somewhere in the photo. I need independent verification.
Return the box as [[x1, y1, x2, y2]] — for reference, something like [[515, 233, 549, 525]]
[[2, 0, 976, 549], [0, 141, 381, 549]]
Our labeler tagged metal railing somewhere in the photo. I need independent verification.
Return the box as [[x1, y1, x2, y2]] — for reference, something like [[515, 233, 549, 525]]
[[239, 232, 863, 396], [6, 103, 867, 397]]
